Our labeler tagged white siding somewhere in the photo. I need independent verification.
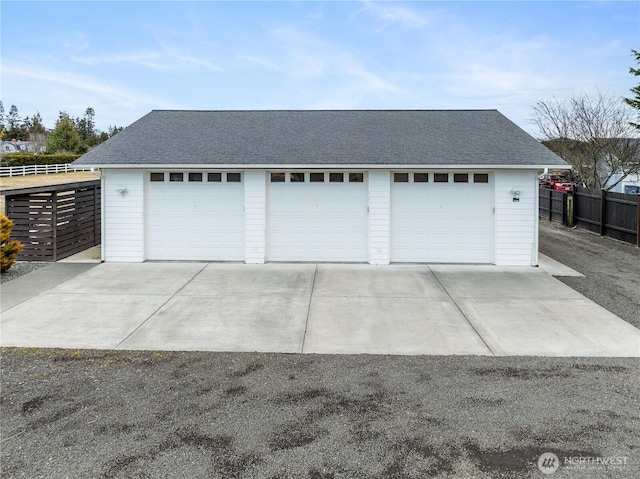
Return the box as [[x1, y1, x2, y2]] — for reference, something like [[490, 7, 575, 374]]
[[244, 170, 266, 263], [103, 169, 145, 262], [368, 170, 390, 264], [494, 170, 538, 266]]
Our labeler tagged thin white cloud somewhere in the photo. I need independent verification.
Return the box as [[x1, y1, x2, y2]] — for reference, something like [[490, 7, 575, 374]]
[[71, 51, 164, 69], [177, 54, 223, 72], [71, 48, 223, 72], [268, 25, 405, 105], [345, 64, 403, 95], [360, 0, 429, 29], [237, 54, 281, 71], [2, 61, 176, 128], [4, 63, 168, 107], [270, 27, 326, 78]]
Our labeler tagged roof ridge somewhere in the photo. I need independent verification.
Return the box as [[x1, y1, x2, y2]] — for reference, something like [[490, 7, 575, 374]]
[[149, 109, 500, 113]]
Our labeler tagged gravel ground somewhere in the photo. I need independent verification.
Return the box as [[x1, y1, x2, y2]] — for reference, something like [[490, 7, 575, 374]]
[[1, 350, 638, 479], [1, 261, 50, 283], [539, 220, 640, 329], [1, 221, 639, 478]]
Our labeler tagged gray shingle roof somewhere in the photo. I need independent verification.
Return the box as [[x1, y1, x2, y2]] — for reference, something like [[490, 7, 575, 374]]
[[74, 110, 567, 167]]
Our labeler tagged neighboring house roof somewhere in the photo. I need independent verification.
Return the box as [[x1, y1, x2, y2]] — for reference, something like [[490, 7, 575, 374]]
[[0, 141, 45, 154], [0, 141, 20, 153], [73, 109, 568, 168]]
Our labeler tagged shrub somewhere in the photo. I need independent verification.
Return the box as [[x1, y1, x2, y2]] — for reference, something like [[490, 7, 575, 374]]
[[1, 215, 23, 273], [0, 153, 82, 167]]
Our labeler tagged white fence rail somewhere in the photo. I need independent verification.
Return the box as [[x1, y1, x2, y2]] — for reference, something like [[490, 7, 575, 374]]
[[0, 163, 91, 177]]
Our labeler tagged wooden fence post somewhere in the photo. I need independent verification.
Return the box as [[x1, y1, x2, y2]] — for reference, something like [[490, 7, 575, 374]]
[[93, 184, 99, 246], [51, 191, 58, 262], [600, 189, 606, 236], [636, 193, 640, 248]]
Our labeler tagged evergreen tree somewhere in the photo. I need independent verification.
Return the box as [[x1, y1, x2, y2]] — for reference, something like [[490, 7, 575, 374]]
[[0, 101, 5, 132], [108, 125, 123, 137], [46, 112, 85, 153], [77, 107, 99, 147], [623, 49, 640, 131], [5, 105, 28, 141]]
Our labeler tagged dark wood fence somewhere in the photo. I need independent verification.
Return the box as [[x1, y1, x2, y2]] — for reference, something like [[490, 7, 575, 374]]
[[3, 180, 101, 261], [540, 186, 639, 246], [539, 188, 572, 226], [573, 186, 639, 245]]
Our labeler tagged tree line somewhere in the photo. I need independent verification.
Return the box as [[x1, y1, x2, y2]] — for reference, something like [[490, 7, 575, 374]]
[[0, 102, 122, 154]]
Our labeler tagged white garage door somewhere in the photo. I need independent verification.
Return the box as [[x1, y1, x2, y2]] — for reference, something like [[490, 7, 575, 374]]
[[146, 172, 244, 261], [391, 172, 494, 263], [267, 172, 368, 262]]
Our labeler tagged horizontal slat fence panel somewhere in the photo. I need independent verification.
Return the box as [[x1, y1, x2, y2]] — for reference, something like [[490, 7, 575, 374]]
[[538, 188, 569, 225], [3, 180, 101, 261], [573, 187, 600, 234], [545, 186, 638, 247], [601, 190, 637, 244]]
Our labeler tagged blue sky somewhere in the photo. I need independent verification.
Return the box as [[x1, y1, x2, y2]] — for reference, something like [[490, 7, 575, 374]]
[[1, 1, 638, 135]]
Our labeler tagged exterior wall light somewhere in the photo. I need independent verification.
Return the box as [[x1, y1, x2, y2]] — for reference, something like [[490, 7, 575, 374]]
[[116, 186, 128, 194]]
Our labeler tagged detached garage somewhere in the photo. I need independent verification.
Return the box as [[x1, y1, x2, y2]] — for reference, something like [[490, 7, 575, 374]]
[[73, 110, 568, 266]]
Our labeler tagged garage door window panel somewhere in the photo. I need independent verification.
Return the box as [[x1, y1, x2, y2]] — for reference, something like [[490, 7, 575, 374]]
[[310, 172, 325, 182], [349, 173, 364, 183], [474, 173, 489, 183], [394, 172, 409, 183], [434, 173, 448, 183], [227, 172, 242, 182], [271, 172, 286, 182], [208, 172, 222, 182], [290, 172, 305, 182], [454, 173, 468, 183], [189, 172, 203, 182], [150, 173, 164, 182], [414, 173, 428, 183], [170, 172, 184, 182], [330, 173, 344, 183]]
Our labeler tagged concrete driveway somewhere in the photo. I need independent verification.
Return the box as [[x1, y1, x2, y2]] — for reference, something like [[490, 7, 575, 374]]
[[1, 260, 639, 356]]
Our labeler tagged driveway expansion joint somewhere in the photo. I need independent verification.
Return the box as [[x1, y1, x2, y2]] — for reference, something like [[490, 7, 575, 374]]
[[428, 266, 498, 357], [114, 262, 209, 349], [300, 264, 317, 354]]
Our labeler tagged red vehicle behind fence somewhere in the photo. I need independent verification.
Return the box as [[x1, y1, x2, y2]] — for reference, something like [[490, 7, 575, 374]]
[[552, 181, 574, 192], [539, 174, 574, 192]]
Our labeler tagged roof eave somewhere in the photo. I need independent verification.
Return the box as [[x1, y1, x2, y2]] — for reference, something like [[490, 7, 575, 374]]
[[76, 163, 570, 170]]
